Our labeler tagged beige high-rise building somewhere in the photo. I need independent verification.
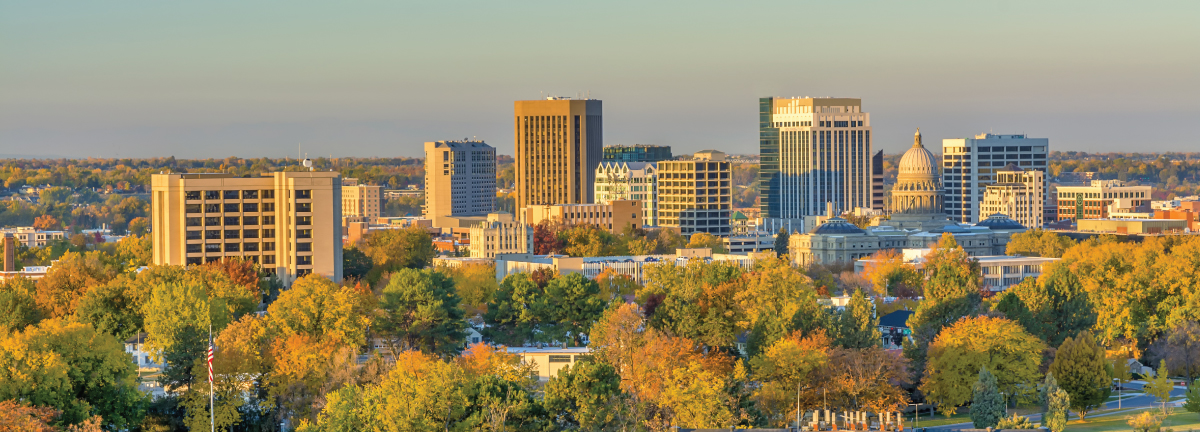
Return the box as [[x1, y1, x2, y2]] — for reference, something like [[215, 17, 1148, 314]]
[[151, 171, 343, 286], [468, 212, 533, 258], [424, 141, 497, 227], [341, 178, 382, 225], [657, 150, 732, 236], [981, 165, 1044, 229], [514, 97, 602, 210]]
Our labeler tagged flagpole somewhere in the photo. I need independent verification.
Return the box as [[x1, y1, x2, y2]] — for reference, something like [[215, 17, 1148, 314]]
[[210, 323, 214, 432]]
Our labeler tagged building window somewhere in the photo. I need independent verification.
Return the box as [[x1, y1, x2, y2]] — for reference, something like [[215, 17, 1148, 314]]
[[186, 230, 202, 240], [243, 203, 258, 212], [225, 243, 240, 252], [263, 255, 276, 264], [548, 355, 572, 363], [296, 190, 312, 199], [262, 190, 275, 199], [185, 204, 201, 213], [186, 217, 202, 227], [224, 217, 240, 225], [264, 242, 275, 251], [244, 243, 259, 252], [297, 229, 312, 239], [244, 216, 259, 226], [186, 191, 201, 200], [187, 244, 202, 253], [205, 230, 221, 240], [296, 242, 312, 252], [243, 190, 258, 199], [205, 204, 220, 213], [224, 203, 240, 212], [244, 229, 259, 239], [296, 203, 312, 212], [224, 230, 240, 239], [205, 190, 219, 200], [205, 217, 220, 226], [297, 256, 313, 265], [205, 244, 221, 253]]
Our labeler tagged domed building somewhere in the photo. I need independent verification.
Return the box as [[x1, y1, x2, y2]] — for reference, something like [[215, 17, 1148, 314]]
[[886, 129, 950, 230]]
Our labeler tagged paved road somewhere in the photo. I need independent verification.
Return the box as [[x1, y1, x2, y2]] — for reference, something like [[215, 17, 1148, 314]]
[[921, 381, 1188, 430]]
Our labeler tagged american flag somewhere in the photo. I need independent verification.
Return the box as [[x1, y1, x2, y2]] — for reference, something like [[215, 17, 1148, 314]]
[[207, 339, 215, 383]]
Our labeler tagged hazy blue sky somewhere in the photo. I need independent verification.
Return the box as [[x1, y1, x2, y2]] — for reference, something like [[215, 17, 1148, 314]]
[[2, 1, 1197, 159]]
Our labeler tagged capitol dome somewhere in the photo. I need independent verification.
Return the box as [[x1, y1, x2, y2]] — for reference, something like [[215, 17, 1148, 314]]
[[898, 129, 939, 177], [889, 129, 945, 219]]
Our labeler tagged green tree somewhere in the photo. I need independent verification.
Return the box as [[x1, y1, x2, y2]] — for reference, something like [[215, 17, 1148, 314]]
[[835, 289, 880, 349], [998, 264, 1096, 348], [536, 272, 608, 346], [921, 316, 1046, 415], [543, 361, 624, 430], [342, 247, 373, 281], [996, 413, 1035, 429], [0, 319, 147, 428], [1049, 331, 1110, 419], [1184, 384, 1200, 417], [1045, 387, 1070, 432], [773, 227, 790, 258], [483, 273, 542, 346], [73, 273, 147, 341], [1144, 360, 1175, 411], [1040, 372, 1060, 417], [970, 368, 1005, 429], [266, 274, 372, 346], [904, 233, 984, 381], [0, 277, 41, 333], [376, 268, 467, 355], [360, 226, 435, 283]]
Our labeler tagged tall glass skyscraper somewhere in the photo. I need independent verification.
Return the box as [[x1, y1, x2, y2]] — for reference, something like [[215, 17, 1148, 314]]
[[759, 97, 873, 219]]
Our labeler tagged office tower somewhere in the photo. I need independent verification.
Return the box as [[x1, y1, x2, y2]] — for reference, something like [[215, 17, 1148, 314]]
[[469, 212, 533, 258], [758, 97, 873, 219], [594, 161, 658, 225], [871, 150, 884, 212], [424, 141, 497, 227], [1055, 180, 1152, 221], [151, 171, 343, 285], [514, 97, 602, 210], [658, 150, 732, 236], [521, 200, 643, 234], [941, 133, 1049, 223], [602, 144, 672, 163], [341, 178, 381, 224], [981, 164, 1045, 228]]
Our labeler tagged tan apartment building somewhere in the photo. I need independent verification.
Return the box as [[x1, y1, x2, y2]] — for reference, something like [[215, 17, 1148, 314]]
[[151, 171, 342, 286], [341, 178, 382, 226], [520, 200, 642, 234], [0, 227, 67, 248], [514, 97, 602, 210], [468, 212, 533, 258], [424, 141, 497, 228], [657, 150, 732, 236], [1056, 180, 1152, 221], [981, 165, 1044, 229], [1078, 218, 1188, 235]]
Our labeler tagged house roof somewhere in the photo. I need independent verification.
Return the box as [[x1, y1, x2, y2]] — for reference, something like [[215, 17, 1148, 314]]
[[879, 310, 914, 329]]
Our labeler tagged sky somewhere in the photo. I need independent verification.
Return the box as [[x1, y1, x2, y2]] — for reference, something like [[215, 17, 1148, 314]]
[[2, 1, 1198, 159]]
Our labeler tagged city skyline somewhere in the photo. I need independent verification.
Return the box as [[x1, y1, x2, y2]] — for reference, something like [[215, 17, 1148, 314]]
[[3, 1, 1198, 159]]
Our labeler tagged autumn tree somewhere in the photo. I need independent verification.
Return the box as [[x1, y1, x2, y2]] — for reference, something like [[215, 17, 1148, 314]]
[[533, 219, 566, 255], [360, 225, 435, 283], [860, 249, 922, 298], [921, 316, 1046, 415], [737, 257, 824, 358], [685, 232, 728, 253], [34, 251, 116, 318], [73, 273, 147, 341], [375, 268, 467, 355], [595, 268, 641, 302], [438, 262, 499, 315], [0, 319, 147, 428], [0, 277, 41, 333], [1050, 331, 1110, 419], [1006, 229, 1077, 258], [1149, 320, 1200, 382], [904, 233, 984, 381], [1045, 387, 1070, 432], [266, 274, 372, 346], [825, 346, 910, 415], [1144, 360, 1174, 411], [33, 214, 61, 231], [639, 259, 744, 349], [750, 329, 832, 424], [562, 224, 622, 257]]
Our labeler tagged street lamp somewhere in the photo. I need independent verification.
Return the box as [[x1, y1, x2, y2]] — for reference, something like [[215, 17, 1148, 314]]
[[908, 402, 921, 429], [1114, 378, 1121, 409], [1000, 392, 1008, 416]]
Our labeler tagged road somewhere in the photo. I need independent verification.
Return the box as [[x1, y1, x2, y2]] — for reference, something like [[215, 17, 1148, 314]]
[[922, 381, 1188, 430]]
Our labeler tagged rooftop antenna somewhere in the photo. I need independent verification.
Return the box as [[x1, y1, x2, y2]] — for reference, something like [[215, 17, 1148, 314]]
[[302, 153, 313, 172]]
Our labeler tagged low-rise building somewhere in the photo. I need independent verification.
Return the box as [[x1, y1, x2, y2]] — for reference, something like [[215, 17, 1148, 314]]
[[981, 165, 1044, 228], [520, 200, 642, 233], [1055, 180, 1152, 221], [506, 347, 592, 381], [468, 212, 533, 258], [0, 227, 67, 248], [124, 334, 163, 370], [1077, 218, 1190, 235], [790, 213, 1027, 267], [494, 249, 767, 284], [879, 310, 913, 350], [723, 233, 776, 254], [854, 249, 1059, 292]]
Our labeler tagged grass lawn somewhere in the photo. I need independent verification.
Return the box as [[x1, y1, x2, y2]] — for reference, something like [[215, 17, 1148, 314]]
[[1065, 409, 1200, 432], [906, 412, 971, 428]]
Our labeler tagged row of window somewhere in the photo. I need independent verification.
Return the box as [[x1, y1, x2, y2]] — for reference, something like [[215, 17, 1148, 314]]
[[185, 190, 310, 200], [187, 242, 282, 253], [186, 203, 275, 213], [187, 216, 278, 227], [187, 229, 276, 240]]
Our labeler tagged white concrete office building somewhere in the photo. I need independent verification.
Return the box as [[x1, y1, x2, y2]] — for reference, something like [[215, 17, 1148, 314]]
[[942, 134, 1048, 223], [594, 161, 658, 226]]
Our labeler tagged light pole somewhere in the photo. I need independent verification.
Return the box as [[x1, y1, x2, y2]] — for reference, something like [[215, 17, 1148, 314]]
[[908, 402, 921, 429], [1000, 392, 1008, 417], [1114, 378, 1121, 409]]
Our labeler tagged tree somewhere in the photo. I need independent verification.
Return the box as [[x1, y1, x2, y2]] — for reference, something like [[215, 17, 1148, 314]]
[[996, 263, 1096, 348], [921, 316, 1046, 415], [996, 413, 1035, 429], [536, 272, 608, 346], [595, 268, 641, 302], [1045, 388, 1070, 432], [737, 257, 823, 358], [376, 268, 467, 355], [1144, 360, 1174, 411], [1150, 320, 1200, 383], [34, 251, 116, 319], [267, 274, 372, 346], [860, 249, 921, 298], [360, 226, 435, 283], [825, 346, 910, 414], [970, 368, 1004, 429], [904, 233, 984, 381], [33, 214, 61, 231], [1184, 384, 1200, 417], [1040, 372, 1059, 417], [0, 277, 41, 333], [562, 224, 621, 257], [533, 219, 565, 255], [685, 232, 728, 253], [342, 247, 373, 281], [773, 227, 790, 258], [483, 273, 542, 346], [835, 289, 880, 349], [0, 319, 147, 428], [1006, 229, 1077, 258], [74, 273, 146, 341], [544, 361, 624, 430], [127, 217, 150, 236], [143, 266, 259, 362], [1050, 331, 1110, 419], [440, 262, 499, 314], [639, 259, 744, 349]]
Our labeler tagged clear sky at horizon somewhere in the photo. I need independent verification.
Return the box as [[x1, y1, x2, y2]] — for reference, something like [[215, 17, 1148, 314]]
[[2, 1, 1198, 159]]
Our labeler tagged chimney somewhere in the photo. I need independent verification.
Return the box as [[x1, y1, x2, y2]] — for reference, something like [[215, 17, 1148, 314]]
[[3, 233, 14, 273], [826, 202, 834, 218]]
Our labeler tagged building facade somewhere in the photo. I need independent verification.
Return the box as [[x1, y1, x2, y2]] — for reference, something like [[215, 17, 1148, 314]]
[[0, 227, 66, 248], [981, 165, 1045, 229], [758, 97, 873, 219], [602, 144, 672, 163], [942, 134, 1049, 223], [520, 200, 642, 234], [341, 178, 382, 226], [871, 150, 885, 212], [657, 151, 732, 236], [424, 141, 497, 227], [514, 98, 602, 210], [1078, 218, 1188, 234], [1055, 180, 1152, 221], [151, 171, 343, 285], [789, 214, 1027, 267], [469, 212, 533, 258], [594, 161, 658, 226]]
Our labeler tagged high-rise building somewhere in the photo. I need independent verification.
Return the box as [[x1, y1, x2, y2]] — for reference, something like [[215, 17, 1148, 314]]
[[424, 141, 497, 227], [469, 212, 533, 258], [594, 161, 658, 226], [942, 133, 1049, 223], [151, 171, 343, 285], [658, 150, 732, 236], [758, 97, 873, 219], [871, 150, 885, 212], [341, 178, 382, 225], [514, 97, 602, 210], [1055, 180, 1152, 221], [981, 164, 1045, 229], [602, 144, 672, 163], [520, 200, 643, 234]]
